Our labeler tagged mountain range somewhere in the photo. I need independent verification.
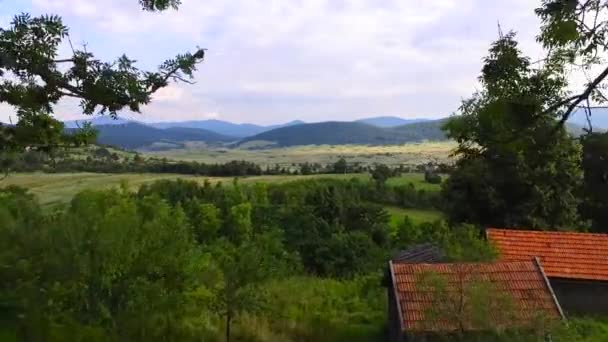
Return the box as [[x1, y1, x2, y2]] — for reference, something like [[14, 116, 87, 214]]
[[238, 119, 447, 147], [63, 116, 444, 149], [92, 123, 234, 149], [62, 115, 593, 150]]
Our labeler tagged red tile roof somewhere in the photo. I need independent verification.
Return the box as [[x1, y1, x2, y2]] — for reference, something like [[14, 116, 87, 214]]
[[487, 228, 608, 281], [389, 260, 563, 333]]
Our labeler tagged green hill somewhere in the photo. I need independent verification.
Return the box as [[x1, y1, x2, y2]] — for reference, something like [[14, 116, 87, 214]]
[[238, 120, 449, 147], [91, 123, 236, 149]]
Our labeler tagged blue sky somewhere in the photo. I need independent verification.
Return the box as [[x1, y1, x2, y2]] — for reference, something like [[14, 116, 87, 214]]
[[0, 0, 544, 124]]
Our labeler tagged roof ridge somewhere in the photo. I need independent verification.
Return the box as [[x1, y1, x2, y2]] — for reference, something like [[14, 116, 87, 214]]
[[487, 227, 608, 237]]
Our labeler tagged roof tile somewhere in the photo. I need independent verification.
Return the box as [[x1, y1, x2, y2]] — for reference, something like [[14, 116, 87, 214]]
[[487, 228, 608, 281], [390, 260, 562, 333]]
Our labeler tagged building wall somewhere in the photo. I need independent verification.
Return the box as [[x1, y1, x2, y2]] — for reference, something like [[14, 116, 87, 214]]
[[550, 278, 608, 316], [387, 283, 405, 342]]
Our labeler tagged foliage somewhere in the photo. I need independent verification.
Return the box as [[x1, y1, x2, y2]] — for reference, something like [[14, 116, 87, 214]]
[[371, 164, 393, 187], [205, 231, 295, 342], [536, 0, 608, 125], [580, 132, 608, 232], [0, 187, 200, 340], [0, 6, 203, 174], [442, 32, 582, 229], [424, 170, 442, 184]]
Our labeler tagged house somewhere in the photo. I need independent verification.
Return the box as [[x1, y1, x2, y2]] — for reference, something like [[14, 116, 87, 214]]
[[387, 259, 564, 342], [487, 228, 608, 316]]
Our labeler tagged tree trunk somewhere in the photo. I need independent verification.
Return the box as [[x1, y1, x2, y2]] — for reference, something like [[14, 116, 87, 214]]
[[225, 313, 232, 342]]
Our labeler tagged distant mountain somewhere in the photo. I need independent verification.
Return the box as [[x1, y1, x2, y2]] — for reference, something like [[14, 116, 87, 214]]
[[238, 120, 449, 147], [391, 119, 449, 140], [568, 108, 608, 130], [150, 119, 306, 138], [79, 122, 236, 149], [355, 116, 429, 127], [63, 116, 134, 128]]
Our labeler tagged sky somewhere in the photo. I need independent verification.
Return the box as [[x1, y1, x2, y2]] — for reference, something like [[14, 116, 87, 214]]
[[0, 0, 547, 125]]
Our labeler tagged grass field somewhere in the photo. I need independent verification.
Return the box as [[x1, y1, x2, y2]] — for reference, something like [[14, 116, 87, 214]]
[[1, 172, 442, 207], [385, 206, 444, 225], [2, 172, 445, 224], [144, 141, 456, 167]]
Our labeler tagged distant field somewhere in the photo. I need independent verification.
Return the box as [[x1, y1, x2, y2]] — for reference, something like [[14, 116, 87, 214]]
[[144, 141, 456, 167], [1, 172, 441, 208], [385, 172, 442, 191], [385, 206, 444, 226]]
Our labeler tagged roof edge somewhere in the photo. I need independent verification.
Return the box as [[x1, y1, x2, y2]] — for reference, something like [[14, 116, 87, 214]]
[[534, 257, 566, 321], [389, 260, 405, 333]]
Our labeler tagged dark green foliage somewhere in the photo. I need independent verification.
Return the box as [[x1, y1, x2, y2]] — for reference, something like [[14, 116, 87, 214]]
[[332, 158, 348, 174], [442, 33, 582, 229], [391, 119, 450, 141], [0, 187, 199, 340], [580, 132, 608, 232], [371, 164, 393, 187], [0, 10, 203, 168], [424, 170, 442, 184]]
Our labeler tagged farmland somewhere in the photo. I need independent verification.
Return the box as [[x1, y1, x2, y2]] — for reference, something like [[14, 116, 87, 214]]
[[1, 172, 444, 224], [144, 141, 456, 167], [1, 172, 438, 204]]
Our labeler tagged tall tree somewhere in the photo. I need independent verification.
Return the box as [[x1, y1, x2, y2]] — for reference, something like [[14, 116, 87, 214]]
[[442, 32, 582, 229], [580, 132, 608, 232], [0, 2, 204, 172]]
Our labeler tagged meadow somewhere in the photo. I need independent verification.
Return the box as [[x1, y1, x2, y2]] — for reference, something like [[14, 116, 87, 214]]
[[1, 172, 444, 225], [144, 141, 457, 167]]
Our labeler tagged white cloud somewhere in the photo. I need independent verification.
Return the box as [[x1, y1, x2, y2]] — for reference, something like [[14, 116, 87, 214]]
[[4, 0, 548, 124], [152, 84, 185, 103]]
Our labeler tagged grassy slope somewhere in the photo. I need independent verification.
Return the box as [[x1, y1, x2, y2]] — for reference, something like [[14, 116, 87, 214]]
[[385, 206, 444, 226], [2, 173, 443, 222], [2, 173, 374, 206]]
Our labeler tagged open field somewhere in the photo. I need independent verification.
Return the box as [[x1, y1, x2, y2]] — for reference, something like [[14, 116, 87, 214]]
[[144, 141, 457, 167], [1, 172, 441, 209], [385, 206, 444, 226], [1, 172, 363, 206]]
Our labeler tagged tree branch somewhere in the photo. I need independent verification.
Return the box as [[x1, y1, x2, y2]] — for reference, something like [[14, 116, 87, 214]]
[[53, 58, 75, 64], [557, 65, 608, 126], [57, 90, 81, 98]]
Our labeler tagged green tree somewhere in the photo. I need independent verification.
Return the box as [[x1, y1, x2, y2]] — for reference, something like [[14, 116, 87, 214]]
[[442, 32, 582, 229], [370, 164, 392, 188], [0, 3, 204, 162], [207, 232, 292, 342], [0, 188, 200, 340], [536, 0, 608, 125], [333, 158, 348, 174], [580, 132, 608, 232], [227, 203, 252, 242], [191, 202, 223, 243]]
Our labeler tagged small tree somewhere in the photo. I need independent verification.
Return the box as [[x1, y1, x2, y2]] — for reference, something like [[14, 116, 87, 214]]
[[333, 158, 348, 174], [207, 231, 291, 342], [424, 170, 442, 184], [371, 164, 392, 188]]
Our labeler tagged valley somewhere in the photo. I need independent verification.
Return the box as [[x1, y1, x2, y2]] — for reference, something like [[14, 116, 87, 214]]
[[145, 141, 456, 168]]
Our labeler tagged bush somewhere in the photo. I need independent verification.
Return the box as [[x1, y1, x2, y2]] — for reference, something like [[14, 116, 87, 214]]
[[424, 170, 442, 184]]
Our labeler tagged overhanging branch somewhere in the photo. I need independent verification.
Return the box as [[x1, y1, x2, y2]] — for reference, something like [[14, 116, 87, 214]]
[[544, 65, 608, 126]]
